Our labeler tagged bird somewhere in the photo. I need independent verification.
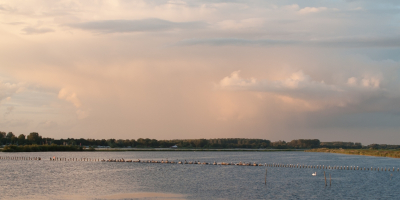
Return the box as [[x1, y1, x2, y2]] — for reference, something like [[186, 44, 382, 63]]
[[312, 172, 317, 176]]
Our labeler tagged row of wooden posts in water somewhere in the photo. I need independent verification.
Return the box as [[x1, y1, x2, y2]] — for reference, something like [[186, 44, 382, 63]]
[[2, 156, 399, 172], [49, 157, 400, 172], [269, 163, 400, 172], [0, 156, 41, 160]]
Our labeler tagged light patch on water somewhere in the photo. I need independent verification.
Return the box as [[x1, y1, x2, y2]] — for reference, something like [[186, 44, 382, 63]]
[[95, 192, 186, 200]]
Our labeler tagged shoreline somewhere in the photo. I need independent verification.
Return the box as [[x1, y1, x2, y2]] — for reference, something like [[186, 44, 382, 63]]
[[0, 147, 304, 152], [94, 148, 303, 152], [305, 148, 400, 158]]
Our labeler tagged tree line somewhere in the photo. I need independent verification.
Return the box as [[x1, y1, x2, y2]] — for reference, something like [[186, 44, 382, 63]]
[[1, 131, 399, 149], [0, 132, 45, 145]]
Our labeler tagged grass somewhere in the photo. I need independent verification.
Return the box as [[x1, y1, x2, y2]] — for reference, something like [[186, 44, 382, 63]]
[[305, 148, 400, 158]]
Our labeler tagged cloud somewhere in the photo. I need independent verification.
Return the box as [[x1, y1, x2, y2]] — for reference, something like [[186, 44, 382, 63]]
[[298, 7, 328, 14], [216, 18, 265, 30], [67, 18, 204, 33], [0, 4, 14, 12], [0, 81, 21, 103], [21, 27, 54, 35], [58, 88, 89, 119], [347, 76, 380, 89], [217, 70, 390, 108], [58, 88, 81, 108], [177, 36, 400, 48], [218, 71, 340, 100], [177, 38, 297, 46]]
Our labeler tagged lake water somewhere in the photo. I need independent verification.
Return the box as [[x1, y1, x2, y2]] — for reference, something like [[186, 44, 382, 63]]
[[1, 151, 399, 199]]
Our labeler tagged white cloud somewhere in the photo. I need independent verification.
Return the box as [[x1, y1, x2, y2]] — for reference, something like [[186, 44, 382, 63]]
[[218, 70, 338, 96], [218, 70, 391, 109], [57, 88, 89, 119], [347, 76, 380, 89], [58, 88, 81, 108], [298, 7, 328, 14], [218, 70, 257, 89]]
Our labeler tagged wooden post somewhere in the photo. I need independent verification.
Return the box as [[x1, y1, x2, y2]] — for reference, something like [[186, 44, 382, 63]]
[[329, 173, 331, 186], [324, 171, 327, 187], [265, 168, 267, 185]]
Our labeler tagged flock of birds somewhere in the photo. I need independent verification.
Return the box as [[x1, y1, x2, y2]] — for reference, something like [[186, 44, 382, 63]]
[[103, 158, 266, 166]]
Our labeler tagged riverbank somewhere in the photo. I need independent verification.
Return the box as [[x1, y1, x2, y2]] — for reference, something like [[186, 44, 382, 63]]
[[1, 145, 95, 152], [305, 148, 400, 158], [0, 145, 304, 152], [95, 148, 302, 152]]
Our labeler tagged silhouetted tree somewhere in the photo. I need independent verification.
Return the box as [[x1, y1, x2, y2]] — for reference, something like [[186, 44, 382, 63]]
[[6, 132, 15, 139], [27, 132, 42, 144], [17, 134, 25, 145]]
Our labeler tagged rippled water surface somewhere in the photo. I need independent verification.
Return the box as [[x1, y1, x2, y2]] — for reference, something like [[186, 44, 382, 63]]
[[1, 151, 400, 199]]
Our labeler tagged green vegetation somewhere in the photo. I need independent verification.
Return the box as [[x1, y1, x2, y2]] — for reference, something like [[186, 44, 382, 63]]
[[96, 148, 300, 152], [1, 131, 399, 152], [1, 144, 96, 152], [305, 148, 400, 158]]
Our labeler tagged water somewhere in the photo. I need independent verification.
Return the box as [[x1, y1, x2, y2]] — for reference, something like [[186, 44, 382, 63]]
[[1, 151, 399, 199]]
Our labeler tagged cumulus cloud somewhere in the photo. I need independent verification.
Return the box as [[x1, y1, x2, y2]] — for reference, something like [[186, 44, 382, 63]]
[[58, 88, 81, 108], [67, 18, 205, 33], [218, 71, 339, 99], [58, 88, 89, 119], [217, 70, 391, 108], [347, 76, 380, 89]]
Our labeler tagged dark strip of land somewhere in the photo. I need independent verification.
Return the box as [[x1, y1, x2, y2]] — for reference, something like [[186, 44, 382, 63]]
[[305, 148, 400, 158], [0, 145, 94, 152], [0, 145, 302, 152], [95, 148, 302, 152]]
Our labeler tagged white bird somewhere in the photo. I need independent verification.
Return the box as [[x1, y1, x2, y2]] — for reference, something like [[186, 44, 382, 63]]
[[312, 172, 317, 176]]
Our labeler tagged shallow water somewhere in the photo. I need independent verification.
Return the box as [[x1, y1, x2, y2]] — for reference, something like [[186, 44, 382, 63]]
[[1, 151, 399, 199]]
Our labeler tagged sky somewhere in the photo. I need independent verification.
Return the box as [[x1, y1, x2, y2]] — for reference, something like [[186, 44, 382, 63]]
[[1, 0, 400, 144]]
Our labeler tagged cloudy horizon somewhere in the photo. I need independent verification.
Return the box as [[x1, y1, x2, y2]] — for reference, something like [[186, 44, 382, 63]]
[[1, 0, 400, 144]]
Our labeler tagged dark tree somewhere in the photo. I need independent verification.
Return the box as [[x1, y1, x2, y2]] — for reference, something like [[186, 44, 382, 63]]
[[27, 132, 42, 144], [6, 132, 15, 139], [0, 131, 5, 139], [18, 134, 26, 145]]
